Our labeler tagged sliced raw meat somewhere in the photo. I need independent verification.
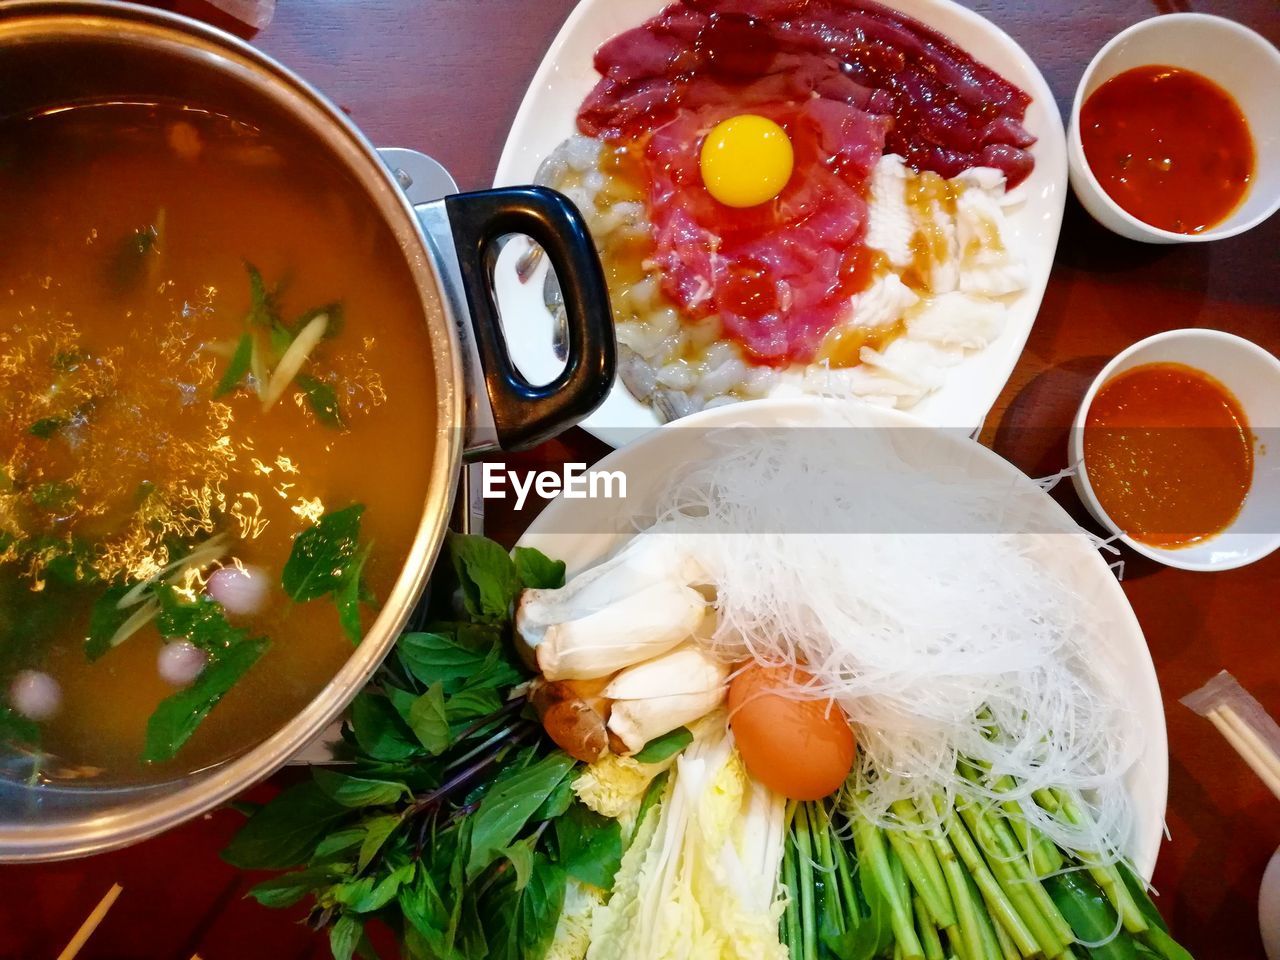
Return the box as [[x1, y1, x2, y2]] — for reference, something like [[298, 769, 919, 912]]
[[579, 0, 1037, 186]]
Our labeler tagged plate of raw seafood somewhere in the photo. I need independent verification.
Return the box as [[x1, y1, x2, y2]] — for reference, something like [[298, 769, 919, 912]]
[[494, 0, 1067, 446]]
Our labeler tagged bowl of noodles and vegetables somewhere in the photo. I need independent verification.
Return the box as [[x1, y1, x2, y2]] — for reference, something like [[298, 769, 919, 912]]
[[0, 1, 614, 859], [230, 398, 1190, 960]]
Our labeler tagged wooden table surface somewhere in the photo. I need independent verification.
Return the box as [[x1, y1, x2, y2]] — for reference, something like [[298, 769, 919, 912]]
[[2, 1, 1278, 958]]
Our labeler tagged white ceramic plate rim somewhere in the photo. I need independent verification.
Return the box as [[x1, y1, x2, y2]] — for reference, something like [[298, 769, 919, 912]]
[[516, 398, 1168, 880], [494, 0, 1068, 448]]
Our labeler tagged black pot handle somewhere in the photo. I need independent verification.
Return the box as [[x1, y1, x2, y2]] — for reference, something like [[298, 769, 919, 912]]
[[444, 186, 615, 451]]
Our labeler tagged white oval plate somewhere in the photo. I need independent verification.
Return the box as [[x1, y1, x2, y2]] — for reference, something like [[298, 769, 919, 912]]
[[493, 0, 1067, 448], [516, 398, 1167, 879]]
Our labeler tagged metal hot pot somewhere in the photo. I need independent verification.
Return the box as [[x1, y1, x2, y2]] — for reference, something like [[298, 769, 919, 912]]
[[0, 0, 614, 860]]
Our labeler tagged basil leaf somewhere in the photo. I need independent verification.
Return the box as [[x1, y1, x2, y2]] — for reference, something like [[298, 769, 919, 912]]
[[633, 770, 668, 845], [0, 706, 39, 748], [448, 533, 520, 622], [397, 627, 494, 688], [269, 321, 293, 359], [28, 416, 65, 439], [154, 584, 248, 652], [336, 543, 372, 644], [215, 333, 253, 398], [531, 774, 574, 822], [399, 868, 452, 954], [335, 861, 413, 912], [108, 224, 158, 293], [554, 803, 624, 892], [244, 261, 280, 329], [282, 504, 364, 602], [31, 481, 76, 511], [296, 373, 346, 429], [223, 780, 347, 869], [404, 683, 449, 755], [350, 691, 419, 762], [500, 837, 536, 890], [314, 769, 411, 808], [466, 751, 575, 880], [632, 725, 693, 763], [142, 638, 267, 762], [248, 865, 346, 909], [314, 827, 367, 862], [85, 583, 132, 661], [483, 857, 567, 960], [513, 547, 566, 590], [329, 913, 362, 960], [357, 813, 404, 872]]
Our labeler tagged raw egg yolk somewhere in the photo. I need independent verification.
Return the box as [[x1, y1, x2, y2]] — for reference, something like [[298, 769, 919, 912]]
[[728, 662, 855, 800], [699, 114, 794, 208]]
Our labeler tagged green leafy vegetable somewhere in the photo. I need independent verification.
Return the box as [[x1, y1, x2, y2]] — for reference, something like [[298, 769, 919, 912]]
[[448, 533, 520, 622], [28, 416, 65, 439], [108, 224, 158, 293], [315, 770, 412, 808], [350, 692, 420, 762], [154, 583, 250, 652], [30, 481, 76, 511], [336, 543, 372, 644], [226, 534, 597, 960], [85, 583, 133, 661], [403, 684, 449, 755], [143, 638, 268, 762], [329, 914, 362, 960], [514, 546, 566, 590], [283, 504, 365, 602], [465, 751, 576, 880], [244, 262, 281, 329], [296, 373, 346, 429], [554, 803, 624, 892], [215, 332, 254, 397], [632, 725, 694, 763], [223, 780, 349, 869], [397, 626, 498, 688], [248, 864, 350, 908], [0, 705, 39, 748]]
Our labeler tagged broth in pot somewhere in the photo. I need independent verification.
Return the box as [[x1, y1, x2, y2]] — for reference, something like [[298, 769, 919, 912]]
[[0, 101, 437, 782]]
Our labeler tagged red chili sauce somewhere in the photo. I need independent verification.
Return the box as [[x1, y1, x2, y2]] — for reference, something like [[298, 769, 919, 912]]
[[1084, 363, 1253, 548], [1079, 66, 1254, 234]]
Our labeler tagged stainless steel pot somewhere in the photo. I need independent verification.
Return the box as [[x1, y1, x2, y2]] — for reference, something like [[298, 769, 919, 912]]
[[0, 0, 615, 861]]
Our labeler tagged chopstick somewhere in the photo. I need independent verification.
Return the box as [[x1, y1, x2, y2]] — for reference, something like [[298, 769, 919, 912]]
[[1207, 705, 1280, 802], [56, 883, 122, 960]]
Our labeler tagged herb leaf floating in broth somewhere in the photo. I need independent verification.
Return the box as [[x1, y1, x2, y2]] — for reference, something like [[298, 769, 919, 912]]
[[214, 332, 254, 398], [219, 263, 349, 427], [143, 636, 268, 762], [282, 504, 372, 643], [295, 373, 346, 429], [107, 219, 160, 294], [27, 416, 65, 440], [85, 583, 134, 662], [283, 503, 364, 601], [154, 583, 255, 652]]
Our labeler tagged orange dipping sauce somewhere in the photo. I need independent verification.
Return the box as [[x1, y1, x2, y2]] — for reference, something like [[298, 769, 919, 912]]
[[1084, 363, 1253, 548], [1080, 66, 1254, 234]]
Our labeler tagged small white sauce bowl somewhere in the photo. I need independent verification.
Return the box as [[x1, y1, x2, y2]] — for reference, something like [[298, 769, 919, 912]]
[[1070, 329, 1280, 571], [1067, 13, 1280, 243]]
